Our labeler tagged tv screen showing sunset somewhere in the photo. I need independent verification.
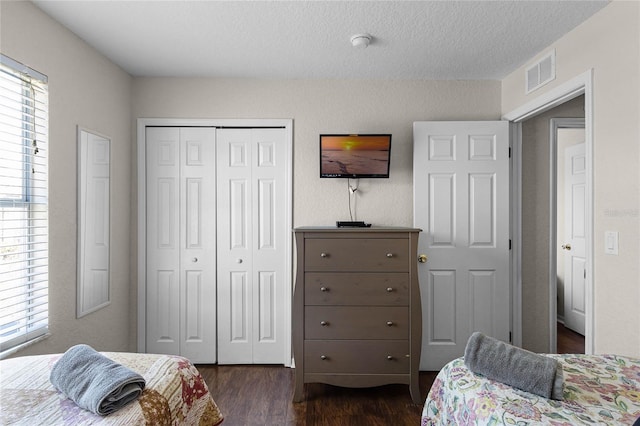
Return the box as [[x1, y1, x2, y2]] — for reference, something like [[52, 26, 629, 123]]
[[320, 135, 391, 177]]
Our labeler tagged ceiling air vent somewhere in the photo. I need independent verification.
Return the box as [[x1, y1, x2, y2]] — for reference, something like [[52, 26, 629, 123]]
[[525, 50, 556, 94]]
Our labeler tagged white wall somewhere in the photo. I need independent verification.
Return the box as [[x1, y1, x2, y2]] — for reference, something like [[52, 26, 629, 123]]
[[0, 1, 133, 355], [502, 1, 640, 357]]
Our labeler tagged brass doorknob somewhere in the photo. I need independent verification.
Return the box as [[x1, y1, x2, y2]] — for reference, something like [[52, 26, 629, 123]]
[[562, 244, 572, 251], [418, 254, 428, 263]]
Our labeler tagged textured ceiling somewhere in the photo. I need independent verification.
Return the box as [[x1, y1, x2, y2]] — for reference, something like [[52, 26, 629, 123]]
[[32, 0, 609, 80]]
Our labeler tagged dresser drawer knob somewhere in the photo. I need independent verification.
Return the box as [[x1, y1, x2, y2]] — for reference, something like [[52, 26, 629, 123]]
[[386, 253, 394, 258], [320, 252, 328, 258], [386, 287, 394, 292], [387, 355, 394, 361], [320, 355, 327, 360], [386, 321, 394, 326], [320, 321, 329, 326], [320, 287, 329, 292]]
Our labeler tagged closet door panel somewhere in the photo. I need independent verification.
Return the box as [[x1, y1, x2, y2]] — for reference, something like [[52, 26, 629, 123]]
[[218, 128, 288, 364], [179, 127, 217, 363], [252, 129, 287, 363], [146, 127, 180, 355], [217, 129, 254, 363]]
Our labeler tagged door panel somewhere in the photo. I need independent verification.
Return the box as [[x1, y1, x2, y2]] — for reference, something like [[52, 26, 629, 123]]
[[146, 128, 181, 355], [146, 127, 217, 363], [563, 143, 586, 335], [252, 129, 287, 363], [217, 128, 287, 364], [414, 121, 510, 370], [179, 128, 216, 363]]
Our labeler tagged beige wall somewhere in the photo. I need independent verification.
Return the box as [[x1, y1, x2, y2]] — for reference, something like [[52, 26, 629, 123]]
[[520, 97, 584, 353], [503, 1, 640, 356], [132, 78, 501, 227], [1, 1, 133, 355]]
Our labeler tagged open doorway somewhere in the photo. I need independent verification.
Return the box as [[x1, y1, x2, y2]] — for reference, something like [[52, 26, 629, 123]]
[[517, 95, 585, 354], [505, 70, 594, 356]]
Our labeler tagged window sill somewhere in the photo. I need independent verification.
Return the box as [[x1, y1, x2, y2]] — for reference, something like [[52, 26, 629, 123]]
[[0, 333, 51, 360]]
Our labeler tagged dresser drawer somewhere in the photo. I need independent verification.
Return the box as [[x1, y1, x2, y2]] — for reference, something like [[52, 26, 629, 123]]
[[304, 272, 409, 306], [305, 306, 408, 340], [304, 238, 409, 272], [304, 340, 410, 374]]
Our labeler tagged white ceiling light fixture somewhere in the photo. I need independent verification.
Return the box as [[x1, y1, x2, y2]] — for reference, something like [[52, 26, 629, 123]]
[[350, 33, 372, 49]]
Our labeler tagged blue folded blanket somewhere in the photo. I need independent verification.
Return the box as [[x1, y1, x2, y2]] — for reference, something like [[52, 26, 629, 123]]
[[50, 344, 146, 415], [464, 332, 564, 400]]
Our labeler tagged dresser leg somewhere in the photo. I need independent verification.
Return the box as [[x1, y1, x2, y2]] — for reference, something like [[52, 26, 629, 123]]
[[293, 380, 304, 402], [410, 379, 422, 405]]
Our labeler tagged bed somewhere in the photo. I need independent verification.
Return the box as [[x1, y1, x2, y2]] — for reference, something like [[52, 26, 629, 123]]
[[422, 354, 640, 425], [0, 351, 224, 425]]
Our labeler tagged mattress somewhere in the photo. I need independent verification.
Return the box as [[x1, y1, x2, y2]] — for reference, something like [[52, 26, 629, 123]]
[[422, 354, 640, 425], [0, 351, 223, 425]]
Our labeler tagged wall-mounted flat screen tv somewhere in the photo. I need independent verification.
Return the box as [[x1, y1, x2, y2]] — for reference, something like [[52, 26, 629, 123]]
[[319, 134, 392, 178]]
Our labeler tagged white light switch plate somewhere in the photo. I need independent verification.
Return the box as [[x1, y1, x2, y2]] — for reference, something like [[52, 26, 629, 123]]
[[604, 231, 618, 255]]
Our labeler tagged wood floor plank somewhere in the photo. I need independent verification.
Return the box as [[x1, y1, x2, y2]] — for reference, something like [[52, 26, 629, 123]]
[[557, 322, 585, 354], [198, 364, 437, 425]]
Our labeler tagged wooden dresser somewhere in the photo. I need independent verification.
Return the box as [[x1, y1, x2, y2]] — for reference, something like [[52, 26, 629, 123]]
[[292, 227, 422, 404]]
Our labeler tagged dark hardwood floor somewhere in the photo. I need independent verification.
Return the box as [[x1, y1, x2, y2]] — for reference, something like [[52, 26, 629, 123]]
[[197, 327, 582, 425], [197, 364, 438, 425], [557, 322, 585, 354]]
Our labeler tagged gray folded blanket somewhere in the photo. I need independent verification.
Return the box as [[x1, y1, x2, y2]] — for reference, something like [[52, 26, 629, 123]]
[[464, 332, 564, 400], [50, 344, 146, 415]]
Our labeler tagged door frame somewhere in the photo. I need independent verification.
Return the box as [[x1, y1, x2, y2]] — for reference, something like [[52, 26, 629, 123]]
[[550, 118, 585, 351], [503, 70, 594, 354], [136, 118, 293, 366]]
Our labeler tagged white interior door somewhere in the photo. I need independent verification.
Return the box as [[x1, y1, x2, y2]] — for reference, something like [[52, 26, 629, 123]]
[[413, 121, 510, 370], [562, 143, 586, 335], [145, 127, 217, 363], [216, 128, 288, 364]]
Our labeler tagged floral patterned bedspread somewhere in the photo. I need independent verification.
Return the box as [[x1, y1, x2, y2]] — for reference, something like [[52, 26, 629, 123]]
[[422, 354, 640, 425], [0, 351, 223, 425]]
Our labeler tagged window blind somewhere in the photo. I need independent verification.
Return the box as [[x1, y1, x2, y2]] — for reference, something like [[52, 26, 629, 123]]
[[0, 54, 49, 354]]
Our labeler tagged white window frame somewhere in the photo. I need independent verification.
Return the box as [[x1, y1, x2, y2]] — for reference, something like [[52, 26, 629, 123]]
[[0, 54, 49, 357]]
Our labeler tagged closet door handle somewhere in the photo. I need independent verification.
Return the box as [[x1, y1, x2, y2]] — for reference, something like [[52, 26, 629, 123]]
[[192, 257, 198, 263], [320, 287, 329, 292], [320, 252, 328, 258], [386, 253, 394, 258], [386, 321, 394, 327]]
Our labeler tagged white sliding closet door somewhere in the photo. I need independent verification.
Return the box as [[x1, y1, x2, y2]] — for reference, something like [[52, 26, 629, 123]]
[[216, 128, 287, 364], [145, 127, 217, 363]]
